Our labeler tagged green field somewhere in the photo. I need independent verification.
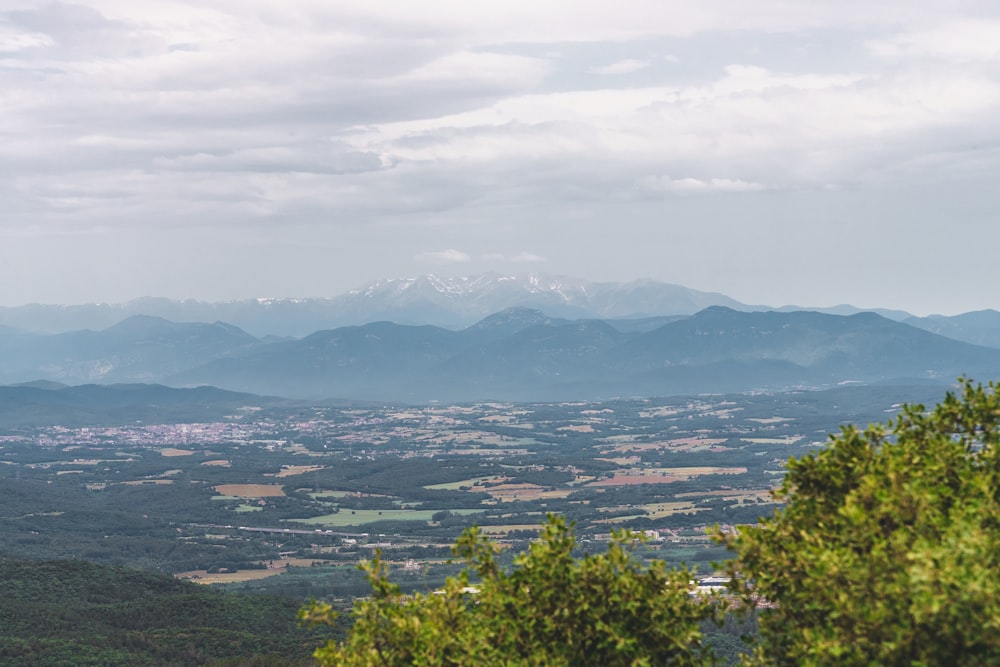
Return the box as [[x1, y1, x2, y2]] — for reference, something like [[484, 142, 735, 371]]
[[308, 490, 353, 499], [295, 508, 483, 526], [423, 476, 502, 490], [235, 504, 262, 513]]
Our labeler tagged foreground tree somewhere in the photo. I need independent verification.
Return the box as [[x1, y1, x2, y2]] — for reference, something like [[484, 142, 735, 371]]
[[724, 379, 1000, 666], [302, 515, 718, 666]]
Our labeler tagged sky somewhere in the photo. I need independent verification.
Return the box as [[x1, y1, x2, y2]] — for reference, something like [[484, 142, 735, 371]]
[[2, 1, 1000, 314]]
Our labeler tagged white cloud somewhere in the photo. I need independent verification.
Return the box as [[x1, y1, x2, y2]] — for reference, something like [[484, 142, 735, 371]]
[[401, 50, 550, 87], [590, 59, 650, 75], [342, 59, 1000, 192], [0, 27, 54, 52], [3, 0, 1000, 312], [482, 251, 547, 263], [416, 249, 472, 264], [154, 143, 384, 175], [641, 176, 768, 194], [867, 20, 1000, 62]]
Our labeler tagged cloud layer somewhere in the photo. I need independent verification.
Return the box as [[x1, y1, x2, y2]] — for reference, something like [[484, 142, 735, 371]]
[[1, 1, 999, 314]]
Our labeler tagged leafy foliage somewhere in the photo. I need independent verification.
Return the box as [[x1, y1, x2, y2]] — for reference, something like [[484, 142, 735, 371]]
[[303, 515, 719, 666], [724, 379, 1000, 666]]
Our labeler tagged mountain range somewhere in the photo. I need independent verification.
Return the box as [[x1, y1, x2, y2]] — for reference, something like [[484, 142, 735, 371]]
[[1, 273, 999, 402], [0, 273, 922, 338], [2, 304, 1000, 403]]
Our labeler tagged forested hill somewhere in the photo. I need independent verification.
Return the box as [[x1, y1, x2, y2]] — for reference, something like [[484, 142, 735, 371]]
[[0, 383, 289, 427], [0, 557, 325, 666]]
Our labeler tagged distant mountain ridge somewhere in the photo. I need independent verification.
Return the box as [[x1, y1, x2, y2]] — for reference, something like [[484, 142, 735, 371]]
[[5, 274, 996, 345], [334, 274, 750, 325], [0, 274, 752, 336], [4, 273, 992, 342], [3, 274, 1000, 402], [3, 305, 1000, 402], [904, 310, 1000, 349], [0, 315, 259, 385], [165, 306, 1000, 402]]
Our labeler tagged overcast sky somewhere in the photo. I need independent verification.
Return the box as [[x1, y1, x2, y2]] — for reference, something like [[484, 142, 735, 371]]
[[2, 1, 999, 314]]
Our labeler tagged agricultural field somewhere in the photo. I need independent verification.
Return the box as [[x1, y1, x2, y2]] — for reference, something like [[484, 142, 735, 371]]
[[298, 508, 483, 527], [0, 383, 949, 597]]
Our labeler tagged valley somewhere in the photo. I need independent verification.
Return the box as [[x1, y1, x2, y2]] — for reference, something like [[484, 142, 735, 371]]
[[0, 381, 949, 601]]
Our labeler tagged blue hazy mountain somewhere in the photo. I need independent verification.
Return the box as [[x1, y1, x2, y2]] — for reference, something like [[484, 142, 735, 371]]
[[167, 307, 1000, 402], [904, 309, 1000, 348], [22, 275, 1000, 351], [3, 303, 1000, 403], [0, 315, 259, 385]]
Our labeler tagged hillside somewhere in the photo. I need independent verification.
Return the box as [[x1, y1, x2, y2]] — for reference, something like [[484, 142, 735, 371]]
[[0, 383, 289, 427], [0, 557, 325, 666], [0, 316, 260, 385]]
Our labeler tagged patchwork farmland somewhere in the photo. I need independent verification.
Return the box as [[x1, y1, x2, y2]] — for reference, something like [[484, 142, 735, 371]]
[[0, 383, 944, 598]]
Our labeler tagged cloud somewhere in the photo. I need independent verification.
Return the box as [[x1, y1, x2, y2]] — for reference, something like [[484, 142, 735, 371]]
[[482, 251, 547, 263], [3, 0, 1000, 313], [0, 26, 53, 52], [341, 53, 1000, 198], [154, 143, 385, 175], [867, 20, 1000, 62], [6, 2, 996, 212], [640, 176, 768, 194], [415, 249, 472, 264], [590, 59, 650, 75]]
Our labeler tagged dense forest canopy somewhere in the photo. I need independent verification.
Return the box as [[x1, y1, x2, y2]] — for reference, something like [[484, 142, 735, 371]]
[[0, 558, 324, 666]]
